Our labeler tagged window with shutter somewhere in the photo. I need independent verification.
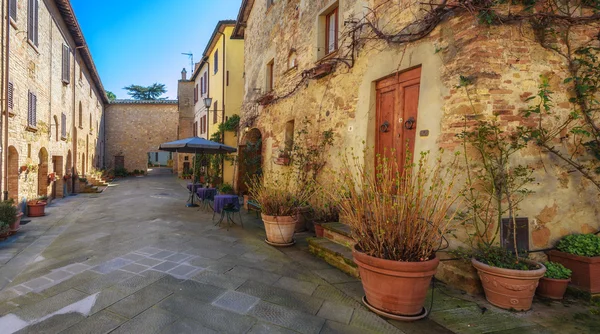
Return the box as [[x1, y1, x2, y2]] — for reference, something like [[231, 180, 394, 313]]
[[213, 102, 218, 124], [28, 0, 39, 46], [214, 50, 219, 74], [62, 45, 71, 84], [27, 91, 37, 128], [203, 72, 208, 94], [8, 82, 14, 114], [200, 77, 204, 97], [194, 84, 198, 103], [9, 0, 17, 22], [61, 113, 67, 139]]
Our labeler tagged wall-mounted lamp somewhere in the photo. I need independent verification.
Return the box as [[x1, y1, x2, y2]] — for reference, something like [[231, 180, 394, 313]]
[[203, 97, 213, 109], [244, 123, 250, 133]]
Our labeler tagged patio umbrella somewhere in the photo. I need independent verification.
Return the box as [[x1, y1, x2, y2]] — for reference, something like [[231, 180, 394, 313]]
[[158, 137, 237, 207]]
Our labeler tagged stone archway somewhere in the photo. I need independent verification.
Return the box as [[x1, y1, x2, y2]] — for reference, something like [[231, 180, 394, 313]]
[[8, 146, 19, 201], [38, 148, 49, 197], [237, 128, 263, 193], [66, 150, 72, 194]]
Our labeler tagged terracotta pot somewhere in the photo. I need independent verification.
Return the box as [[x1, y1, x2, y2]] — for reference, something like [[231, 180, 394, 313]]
[[547, 250, 600, 293], [353, 246, 439, 316], [537, 277, 570, 300], [294, 206, 310, 232], [314, 223, 324, 237], [261, 214, 296, 245], [9, 212, 23, 233], [27, 202, 47, 217], [472, 258, 546, 311]]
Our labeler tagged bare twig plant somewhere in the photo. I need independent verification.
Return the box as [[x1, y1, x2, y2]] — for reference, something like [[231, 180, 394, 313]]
[[332, 149, 461, 262], [247, 170, 314, 217]]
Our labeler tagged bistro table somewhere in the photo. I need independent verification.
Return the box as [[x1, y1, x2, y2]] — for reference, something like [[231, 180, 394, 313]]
[[196, 187, 217, 200], [185, 183, 202, 207], [213, 195, 240, 214], [187, 183, 202, 192]]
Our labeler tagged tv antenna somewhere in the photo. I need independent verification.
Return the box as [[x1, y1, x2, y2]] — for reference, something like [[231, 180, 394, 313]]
[[182, 52, 194, 74]]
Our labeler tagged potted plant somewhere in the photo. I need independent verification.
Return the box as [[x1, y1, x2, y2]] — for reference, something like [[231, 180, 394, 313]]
[[547, 234, 600, 293], [0, 200, 19, 238], [459, 120, 546, 311], [537, 261, 572, 300], [27, 195, 48, 217], [248, 171, 313, 247], [332, 150, 460, 318], [218, 183, 235, 195], [274, 150, 290, 166], [308, 187, 339, 237]]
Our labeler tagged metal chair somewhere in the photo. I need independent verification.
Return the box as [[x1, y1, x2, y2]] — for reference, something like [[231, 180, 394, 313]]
[[218, 203, 243, 230]]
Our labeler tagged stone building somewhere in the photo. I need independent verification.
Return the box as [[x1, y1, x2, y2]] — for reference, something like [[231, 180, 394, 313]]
[[1, 0, 107, 202], [105, 100, 178, 173], [233, 0, 599, 290]]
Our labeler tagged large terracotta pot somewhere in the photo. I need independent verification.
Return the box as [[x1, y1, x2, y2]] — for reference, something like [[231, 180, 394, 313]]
[[27, 201, 47, 217], [547, 250, 600, 293], [472, 258, 546, 311], [261, 214, 296, 245], [353, 246, 439, 316], [9, 212, 23, 233], [537, 277, 570, 300]]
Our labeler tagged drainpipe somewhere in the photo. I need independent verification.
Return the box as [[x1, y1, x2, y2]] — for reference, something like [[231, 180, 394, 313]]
[[217, 30, 226, 180], [3, 0, 11, 201], [72, 46, 84, 193]]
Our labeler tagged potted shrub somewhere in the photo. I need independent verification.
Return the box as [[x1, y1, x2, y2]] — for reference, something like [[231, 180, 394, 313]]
[[333, 150, 461, 318], [248, 171, 313, 247], [537, 261, 572, 300], [547, 234, 600, 293], [0, 200, 18, 238], [27, 196, 48, 217], [218, 183, 235, 195]]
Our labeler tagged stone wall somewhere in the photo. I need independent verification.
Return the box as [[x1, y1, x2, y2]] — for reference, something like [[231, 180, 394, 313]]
[[105, 102, 178, 173]]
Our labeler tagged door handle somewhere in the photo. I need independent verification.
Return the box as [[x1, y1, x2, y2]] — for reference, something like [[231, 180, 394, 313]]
[[380, 121, 390, 133], [404, 117, 416, 130]]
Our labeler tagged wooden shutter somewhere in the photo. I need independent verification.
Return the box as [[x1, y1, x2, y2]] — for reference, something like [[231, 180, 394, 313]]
[[203, 72, 208, 94], [28, 91, 37, 127], [32, 93, 37, 127], [61, 113, 67, 138], [200, 77, 204, 96], [9, 0, 17, 21], [214, 50, 218, 74], [27, 0, 34, 42], [34, 0, 39, 46], [194, 84, 198, 103], [7, 82, 14, 113], [62, 45, 70, 84]]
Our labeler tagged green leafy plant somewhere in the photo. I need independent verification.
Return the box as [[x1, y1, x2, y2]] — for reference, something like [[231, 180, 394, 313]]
[[471, 246, 537, 270], [543, 261, 572, 279], [557, 234, 600, 257], [79, 177, 88, 183], [114, 167, 128, 177], [218, 114, 240, 133], [0, 200, 18, 232], [218, 183, 234, 195]]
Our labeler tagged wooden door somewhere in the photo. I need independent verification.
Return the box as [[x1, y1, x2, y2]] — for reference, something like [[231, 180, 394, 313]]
[[375, 67, 421, 170]]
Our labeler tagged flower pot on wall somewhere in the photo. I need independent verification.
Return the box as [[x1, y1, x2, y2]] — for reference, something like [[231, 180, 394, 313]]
[[537, 277, 570, 300], [547, 250, 600, 293], [261, 214, 295, 246], [27, 201, 47, 217], [353, 246, 439, 316], [472, 258, 546, 311]]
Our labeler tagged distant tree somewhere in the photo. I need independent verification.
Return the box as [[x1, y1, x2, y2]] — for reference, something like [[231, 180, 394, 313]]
[[123, 83, 167, 100], [106, 91, 116, 101]]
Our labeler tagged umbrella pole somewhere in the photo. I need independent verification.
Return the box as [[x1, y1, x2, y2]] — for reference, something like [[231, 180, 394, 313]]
[[187, 149, 199, 207]]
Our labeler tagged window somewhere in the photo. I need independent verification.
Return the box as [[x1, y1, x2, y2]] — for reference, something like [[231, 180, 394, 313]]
[[194, 84, 198, 103], [203, 72, 208, 94], [288, 50, 297, 69], [78, 102, 83, 128], [27, 91, 37, 128], [61, 113, 67, 139], [7, 82, 14, 114], [284, 120, 295, 153], [155, 152, 159, 161], [266, 60, 274, 92], [325, 7, 338, 55], [27, 0, 39, 47], [9, 0, 17, 22], [62, 45, 70, 84], [213, 101, 218, 124], [267, 0, 275, 9], [200, 77, 204, 97], [89, 113, 92, 132], [214, 50, 219, 74], [193, 121, 198, 137]]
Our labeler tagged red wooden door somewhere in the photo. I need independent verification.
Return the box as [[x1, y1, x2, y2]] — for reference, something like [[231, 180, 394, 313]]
[[375, 67, 421, 170]]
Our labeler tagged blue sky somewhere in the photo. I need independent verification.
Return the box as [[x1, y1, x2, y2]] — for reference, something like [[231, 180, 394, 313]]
[[70, 0, 241, 100]]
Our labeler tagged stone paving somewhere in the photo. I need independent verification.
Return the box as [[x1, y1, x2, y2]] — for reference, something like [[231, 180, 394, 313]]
[[0, 171, 597, 333]]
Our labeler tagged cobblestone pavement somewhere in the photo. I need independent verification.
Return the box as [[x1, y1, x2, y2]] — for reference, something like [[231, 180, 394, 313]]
[[0, 173, 597, 333]]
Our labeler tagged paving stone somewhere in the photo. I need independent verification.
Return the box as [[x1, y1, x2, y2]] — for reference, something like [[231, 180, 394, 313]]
[[22, 277, 53, 291], [12, 285, 32, 295], [135, 257, 164, 267], [311, 285, 362, 309], [184, 248, 227, 260], [15, 312, 87, 334], [14, 289, 88, 322], [237, 280, 324, 315], [333, 281, 365, 303], [212, 290, 260, 315], [319, 320, 380, 334], [108, 285, 173, 318], [226, 265, 281, 285], [317, 301, 354, 324], [88, 286, 131, 315], [114, 270, 166, 294], [313, 268, 358, 284], [74, 269, 135, 294], [273, 276, 318, 296], [150, 250, 176, 259], [242, 252, 269, 262], [61, 309, 127, 334], [121, 253, 147, 262], [62, 263, 91, 274], [45, 270, 72, 282], [153, 261, 180, 272], [191, 270, 247, 290], [247, 321, 299, 334], [111, 307, 179, 334], [158, 294, 256, 333], [248, 301, 326, 334], [164, 253, 193, 263], [429, 305, 534, 334], [38, 271, 102, 299], [349, 307, 406, 333], [162, 317, 218, 334], [120, 263, 150, 274], [167, 264, 201, 279], [90, 258, 134, 274], [135, 247, 164, 256]]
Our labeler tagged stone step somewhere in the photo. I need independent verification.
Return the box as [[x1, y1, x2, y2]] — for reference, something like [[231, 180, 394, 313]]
[[308, 237, 359, 278], [322, 222, 355, 248]]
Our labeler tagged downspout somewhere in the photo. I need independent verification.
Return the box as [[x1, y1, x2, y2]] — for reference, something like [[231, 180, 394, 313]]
[[217, 30, 226, 179], [3, 0, 11, 200], [72, 46, 82, 192]]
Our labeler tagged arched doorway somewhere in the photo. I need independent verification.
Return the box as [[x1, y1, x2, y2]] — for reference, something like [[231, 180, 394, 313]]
[[66, 150, 72, 194], [237, 128, 263, 193], [8, 146, 19, 201], [38, 148, 49, 197]]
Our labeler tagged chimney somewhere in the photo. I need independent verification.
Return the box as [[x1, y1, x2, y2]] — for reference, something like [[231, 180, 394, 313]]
[[181, 68, 187, 81]]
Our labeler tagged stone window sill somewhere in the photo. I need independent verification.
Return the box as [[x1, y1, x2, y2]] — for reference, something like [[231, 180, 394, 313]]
[[61, 136, 67, 141], [283, 66, 298, 76], [26, 125, 38, 133], [27, 40, 40, 54], [9, 18, 17, 30], [317, 49, 339, 64]]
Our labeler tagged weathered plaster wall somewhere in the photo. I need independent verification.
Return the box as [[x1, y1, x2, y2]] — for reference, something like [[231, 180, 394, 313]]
[[105, 103, 178, 173]]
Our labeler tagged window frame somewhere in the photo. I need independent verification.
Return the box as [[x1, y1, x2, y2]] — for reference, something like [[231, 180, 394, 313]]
[[9, 0, 17, 22], [27, 0, 39, 47], [325, 7, 339, 55], [214, 50, 219, 74], [27, 91, 37, 129], [266, 60, 274, 92], [62, 44, 71, 85], [61, 113, 67, 140], [7, 82, 14, 115]]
